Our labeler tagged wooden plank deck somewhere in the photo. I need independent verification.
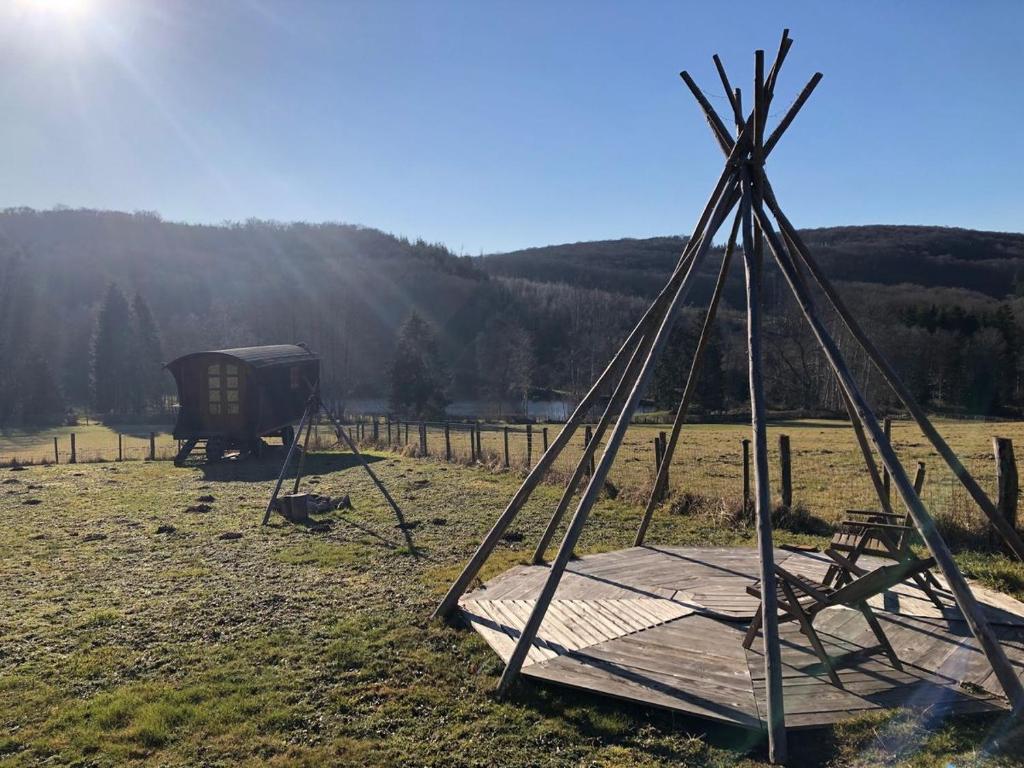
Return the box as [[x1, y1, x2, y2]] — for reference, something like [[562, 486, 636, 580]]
[[458, 546, 1024, 730]]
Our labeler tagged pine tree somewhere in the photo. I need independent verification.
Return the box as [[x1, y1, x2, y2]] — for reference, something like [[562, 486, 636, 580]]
[[18, 352, 64, 422], [131, 292, 165, 413], [388, 312, 448, 418], [91, 283, 134, 415]]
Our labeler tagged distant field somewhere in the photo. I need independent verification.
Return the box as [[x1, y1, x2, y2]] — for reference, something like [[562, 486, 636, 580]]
[[0, 423, 177, 463], [1, 455, 1021, 766], [2, 417, 1018, 533]]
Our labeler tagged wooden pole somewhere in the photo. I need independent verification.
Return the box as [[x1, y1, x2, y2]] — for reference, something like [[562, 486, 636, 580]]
[[741, 139, 786, 763], [444, 422, 451, 462], [584, 425, 595, 475], [433, 156, 744, 621], [778, 434, 792, 509], [763, 179, 1024, 561], [526, 424, 533, 467], [373, 417, 379, 442], [475, 421, 482, 459], [291, 415, 315, 495], [263, 400, 314, 524], [751, 180, 1024, 710], [742, 439, 751, 512], [387, 416, 392, 446], [149, 432, 156, 461], [118, 433, 123, 461], [840, 387, 895, 516], [469, 426, 476, 463], [70, 433, 76, 464], [420, 421, 427, 456], [993, 437, 1018, 552], [653, 437, 663, 480], [882, 417, 892, 505], [503, 427, 510, 468], [495, 161, 740, 695], [542, 427, 549, 452], [53, 437, 59, 464]]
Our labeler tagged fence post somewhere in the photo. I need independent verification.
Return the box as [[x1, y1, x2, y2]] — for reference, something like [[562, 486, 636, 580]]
[[993, 437, 1018, 552], [53, 437, 59, 464], [444, 422, 452, 461], [542, 427, 549, 453], [882, 417, 892, 505], [526, 424, 533, 468], [584, 425, 595, 475], [387, 416, 392, 446], [470, 425, 476, 462], [475, 421, 482, 459], [502, 427, 510, 468], [778, 434, 792, 508], [70, 433, 77, 464], [658, 430, 668, 491], [149, 432, 156, 461], [653, 437, 663, 476], [373, 417, 379, 442], [404, 422, 409, 446], [118, 433, 123, 461], [742, 438, 750, 512], [420, 421, 427, 456]]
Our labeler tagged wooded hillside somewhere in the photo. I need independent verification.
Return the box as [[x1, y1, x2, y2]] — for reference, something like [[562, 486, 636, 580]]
[[2, 209, 1023, 423]]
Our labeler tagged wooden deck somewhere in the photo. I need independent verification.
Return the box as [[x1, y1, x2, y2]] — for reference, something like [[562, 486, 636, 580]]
[[458, 546, 1024, 730]]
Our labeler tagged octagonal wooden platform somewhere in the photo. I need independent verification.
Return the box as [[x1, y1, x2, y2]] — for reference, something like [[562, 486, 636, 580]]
[[458, 546, 1024, 730]]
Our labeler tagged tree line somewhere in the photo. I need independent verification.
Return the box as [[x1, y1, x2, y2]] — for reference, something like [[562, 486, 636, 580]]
[[3, 208, 1024, 425]]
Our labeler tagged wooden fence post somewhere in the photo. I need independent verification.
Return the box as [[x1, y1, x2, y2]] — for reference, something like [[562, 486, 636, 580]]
[[475, 421, 482, 459], [53, 437, 59, 464], [658, 430, 668, 492], [387, 416, 392, 446], [584, 425, 595, 475], [150, 432, 156, 461], [778, 434, 792, 508], [993, 437, 1018, 551], [469, 425, 476, 462], [882, 417, 892, 505], [70, 433, 77, 464], [444, 423, 452, 461], [420, 422, 427, 456], [503, 427, 510, 468], [373, 417, 379, 442], [653, 437, 663, 479], [118, 433, 123, 461], [404, 422, 409, 446], [526, 424, 533, 467], [741, 438, 750, 511], [542, 427, 549, 452]]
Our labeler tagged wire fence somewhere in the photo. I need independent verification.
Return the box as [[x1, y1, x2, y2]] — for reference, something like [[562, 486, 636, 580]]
[[1, 415, 1015, 540]]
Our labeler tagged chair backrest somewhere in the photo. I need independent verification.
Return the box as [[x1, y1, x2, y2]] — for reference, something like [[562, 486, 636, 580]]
[[829, 556, 936, 606]]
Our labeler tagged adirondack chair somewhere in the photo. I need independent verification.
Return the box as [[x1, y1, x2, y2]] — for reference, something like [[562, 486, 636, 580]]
[[743, 556, 937, 687]]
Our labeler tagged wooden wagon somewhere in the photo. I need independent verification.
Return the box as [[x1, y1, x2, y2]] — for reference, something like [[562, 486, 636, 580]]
[[166, 344, 320, 463]]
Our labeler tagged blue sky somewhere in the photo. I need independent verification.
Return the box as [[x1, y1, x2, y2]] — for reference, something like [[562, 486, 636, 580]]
[[0, 1, 1021, 253]]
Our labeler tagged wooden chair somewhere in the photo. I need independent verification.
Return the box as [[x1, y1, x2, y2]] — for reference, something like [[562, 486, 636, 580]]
[[743, 556, 937, 687], [824, 511, 945, 608]]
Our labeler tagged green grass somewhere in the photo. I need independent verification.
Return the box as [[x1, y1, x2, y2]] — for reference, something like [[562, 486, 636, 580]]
[[0, 452, 1022, 766]]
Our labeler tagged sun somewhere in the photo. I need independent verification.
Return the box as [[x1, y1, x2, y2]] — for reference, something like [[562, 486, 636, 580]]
[[21, 0, 93, 18]]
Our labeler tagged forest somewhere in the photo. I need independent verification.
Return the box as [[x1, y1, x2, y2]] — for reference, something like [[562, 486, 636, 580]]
[[2, 207, 1023, 424]]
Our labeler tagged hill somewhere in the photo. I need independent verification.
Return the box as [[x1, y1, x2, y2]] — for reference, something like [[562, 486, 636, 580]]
[[482, 225, 1024, 300], [2, 210, 1024, 424]]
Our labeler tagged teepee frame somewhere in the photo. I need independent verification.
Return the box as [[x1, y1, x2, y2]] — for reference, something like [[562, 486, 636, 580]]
[[433, 32, 1024, 762]]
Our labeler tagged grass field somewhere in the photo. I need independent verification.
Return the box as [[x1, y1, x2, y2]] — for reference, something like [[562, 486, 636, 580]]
[[1, 451, 1023, 766]]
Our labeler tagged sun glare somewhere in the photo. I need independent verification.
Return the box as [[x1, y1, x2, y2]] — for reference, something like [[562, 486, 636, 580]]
[[21, 0, 92, 18]]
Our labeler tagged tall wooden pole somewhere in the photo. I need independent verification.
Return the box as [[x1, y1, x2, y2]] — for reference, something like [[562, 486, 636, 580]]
[[743, 51, 786, 762]]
